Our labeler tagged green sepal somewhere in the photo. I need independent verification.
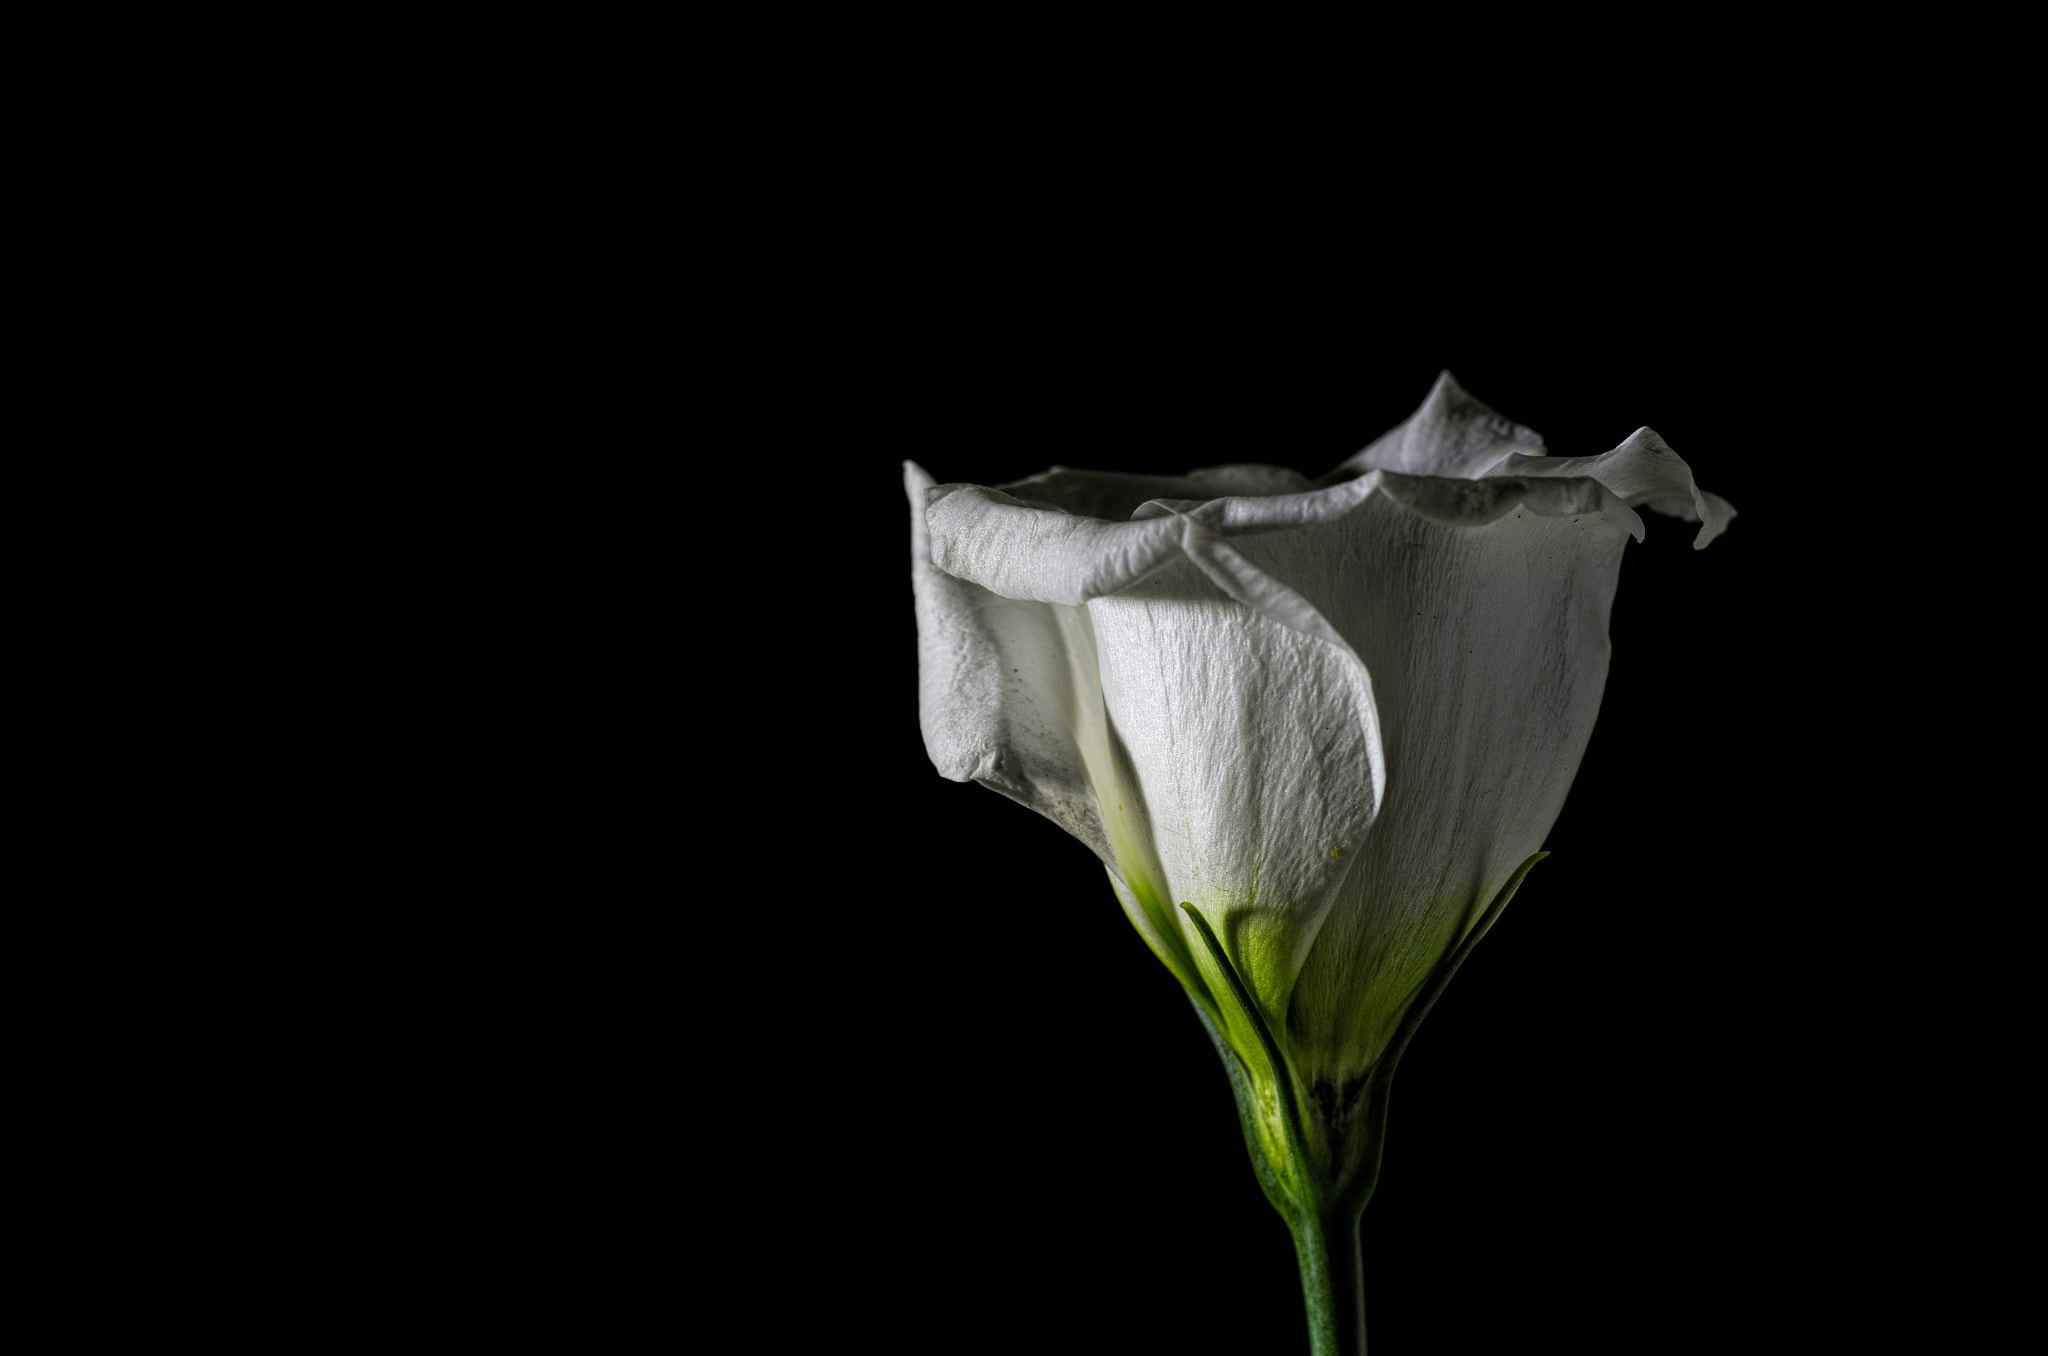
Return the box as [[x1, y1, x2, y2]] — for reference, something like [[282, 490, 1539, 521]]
[[1187, 995, 1297, 1220], [1181, 901, 1319, 1210]]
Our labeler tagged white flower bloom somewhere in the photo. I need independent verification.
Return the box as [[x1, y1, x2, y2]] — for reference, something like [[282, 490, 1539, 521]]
[[906, 372, 1731, 1184]]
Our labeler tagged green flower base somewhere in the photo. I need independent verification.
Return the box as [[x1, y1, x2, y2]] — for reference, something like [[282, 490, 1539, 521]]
[[1182, 851, 1548, 1354]]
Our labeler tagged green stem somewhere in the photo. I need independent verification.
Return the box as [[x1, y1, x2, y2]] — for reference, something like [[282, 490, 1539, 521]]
[[1292, 1206, 1366, 1356]]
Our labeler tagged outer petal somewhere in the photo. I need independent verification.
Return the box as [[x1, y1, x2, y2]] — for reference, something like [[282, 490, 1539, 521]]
[[905, 462, 1113, 866], [1225, 491, 1633, 1093], [1507, 426, 1737, 548], [907, 463, 1210, 1001], [1319, 370, 1546, 482], [1088, 546, 1385, 1059]]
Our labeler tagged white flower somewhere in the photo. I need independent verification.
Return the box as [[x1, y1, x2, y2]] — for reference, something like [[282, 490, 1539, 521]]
[[905, 372, 1732, 1191]]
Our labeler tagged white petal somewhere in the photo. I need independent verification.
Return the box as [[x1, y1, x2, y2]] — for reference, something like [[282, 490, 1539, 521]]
[[1379, 469, 1647, 542], [932, 456, 1646, 629], [1320, 370, 1546, 482], [1138, 465, 1644, 544], [923, 483, 1188, 606], [1223, 492, 1630, 1085], [905, 462, 1114, 867], [1508, 426, 1735, 548], [1089, 546, 1385, 1036], [1154, 467, 1388, 534], [998, 463, 1313, 519], [908, 463, 1214, 1002]]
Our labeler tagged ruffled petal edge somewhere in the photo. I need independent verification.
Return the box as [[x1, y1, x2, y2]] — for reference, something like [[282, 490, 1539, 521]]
[[1508, 427, 1735, 549]]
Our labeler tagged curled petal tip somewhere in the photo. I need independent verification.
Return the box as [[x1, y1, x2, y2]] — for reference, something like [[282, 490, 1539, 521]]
[[1691, 492, 1738, 549]]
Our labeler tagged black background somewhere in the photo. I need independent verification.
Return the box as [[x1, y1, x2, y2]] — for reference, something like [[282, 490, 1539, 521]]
[[437, 260, 1971, 1351], [660, 266, 1921, 1352], [85, 48, 2010, 1351]]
